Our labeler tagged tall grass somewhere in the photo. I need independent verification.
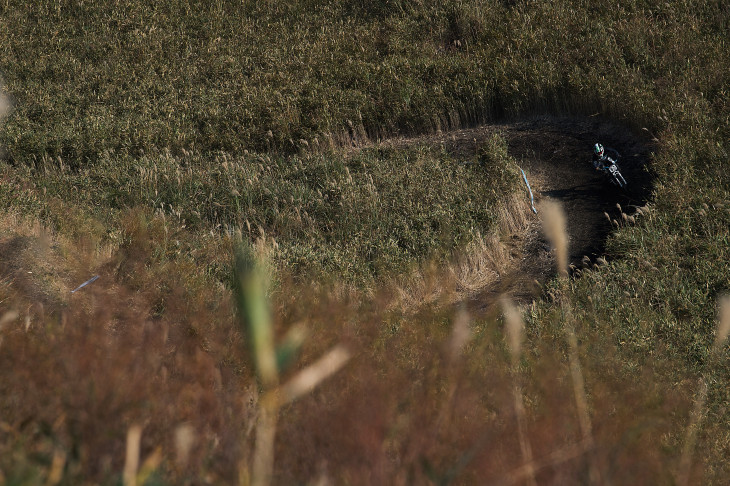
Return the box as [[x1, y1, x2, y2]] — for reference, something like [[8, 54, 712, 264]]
[[2, 0, 725, 165], [1, 0, 730, 483], [0, 203, 726, 484], [2, 142, 516, 286]]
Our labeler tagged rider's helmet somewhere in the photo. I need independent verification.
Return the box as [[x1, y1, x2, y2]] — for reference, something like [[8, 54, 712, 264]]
[[593, 143, 604, 157]]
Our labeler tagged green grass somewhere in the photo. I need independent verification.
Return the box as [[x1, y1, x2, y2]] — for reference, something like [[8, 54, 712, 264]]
[[3, 0, 723, 165], [1, 0, 730, 483], [2, 140, 518, 285]]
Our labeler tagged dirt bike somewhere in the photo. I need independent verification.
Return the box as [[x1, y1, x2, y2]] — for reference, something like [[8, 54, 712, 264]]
[[597, 155, 627, 189]]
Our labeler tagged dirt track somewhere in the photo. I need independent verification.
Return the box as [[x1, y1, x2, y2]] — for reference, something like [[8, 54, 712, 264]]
[[380, 115, 655, 305]]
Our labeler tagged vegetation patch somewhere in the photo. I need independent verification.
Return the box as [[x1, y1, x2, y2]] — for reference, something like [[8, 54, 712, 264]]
[[3, 139, 519, 285], [0, 0, 729, 484]]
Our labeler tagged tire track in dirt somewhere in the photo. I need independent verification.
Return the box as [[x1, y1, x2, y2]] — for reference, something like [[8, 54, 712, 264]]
[[379, 115, 655, 307]]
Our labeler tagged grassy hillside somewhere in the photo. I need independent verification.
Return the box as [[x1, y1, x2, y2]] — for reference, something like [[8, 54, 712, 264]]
[[4, 0, 724, 164], [0, 0, 729, 484], [1, 141, 519, 285]]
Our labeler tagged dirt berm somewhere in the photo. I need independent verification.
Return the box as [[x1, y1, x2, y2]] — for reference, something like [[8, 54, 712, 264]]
[[380, 115, 655, 306]]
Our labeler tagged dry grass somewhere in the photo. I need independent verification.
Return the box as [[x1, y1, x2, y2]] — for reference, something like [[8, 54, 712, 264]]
[[389, 194, 535, 312], [502, 297, 537, 486], [539, 199, 568, 279], [677, 296, 730, 485], [1, 0, 730, 483], [0, 81, 8, 124], [0, 210, 114, 314], [0, 203, 721, 484]]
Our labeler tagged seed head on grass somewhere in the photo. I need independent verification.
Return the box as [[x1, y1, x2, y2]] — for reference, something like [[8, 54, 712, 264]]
[[123, 425, 142, 486], [502, 297, 524, 365], [278, 345, 351, 404], [540, 200, 568, 278], [713, 295, 730, 352], [0, 82, 9, 123], [175, 424, 196, 468], [500, 297, 536, 486], [0, 310, 19, 330], [447, 306, 471, 364]]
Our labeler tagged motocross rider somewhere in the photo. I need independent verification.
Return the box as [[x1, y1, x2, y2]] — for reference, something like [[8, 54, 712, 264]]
[[592, 143, 619, 172]]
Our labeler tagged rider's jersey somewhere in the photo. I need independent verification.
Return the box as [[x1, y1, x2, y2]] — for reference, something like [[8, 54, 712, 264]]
[[592, 148, 619, 171]]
